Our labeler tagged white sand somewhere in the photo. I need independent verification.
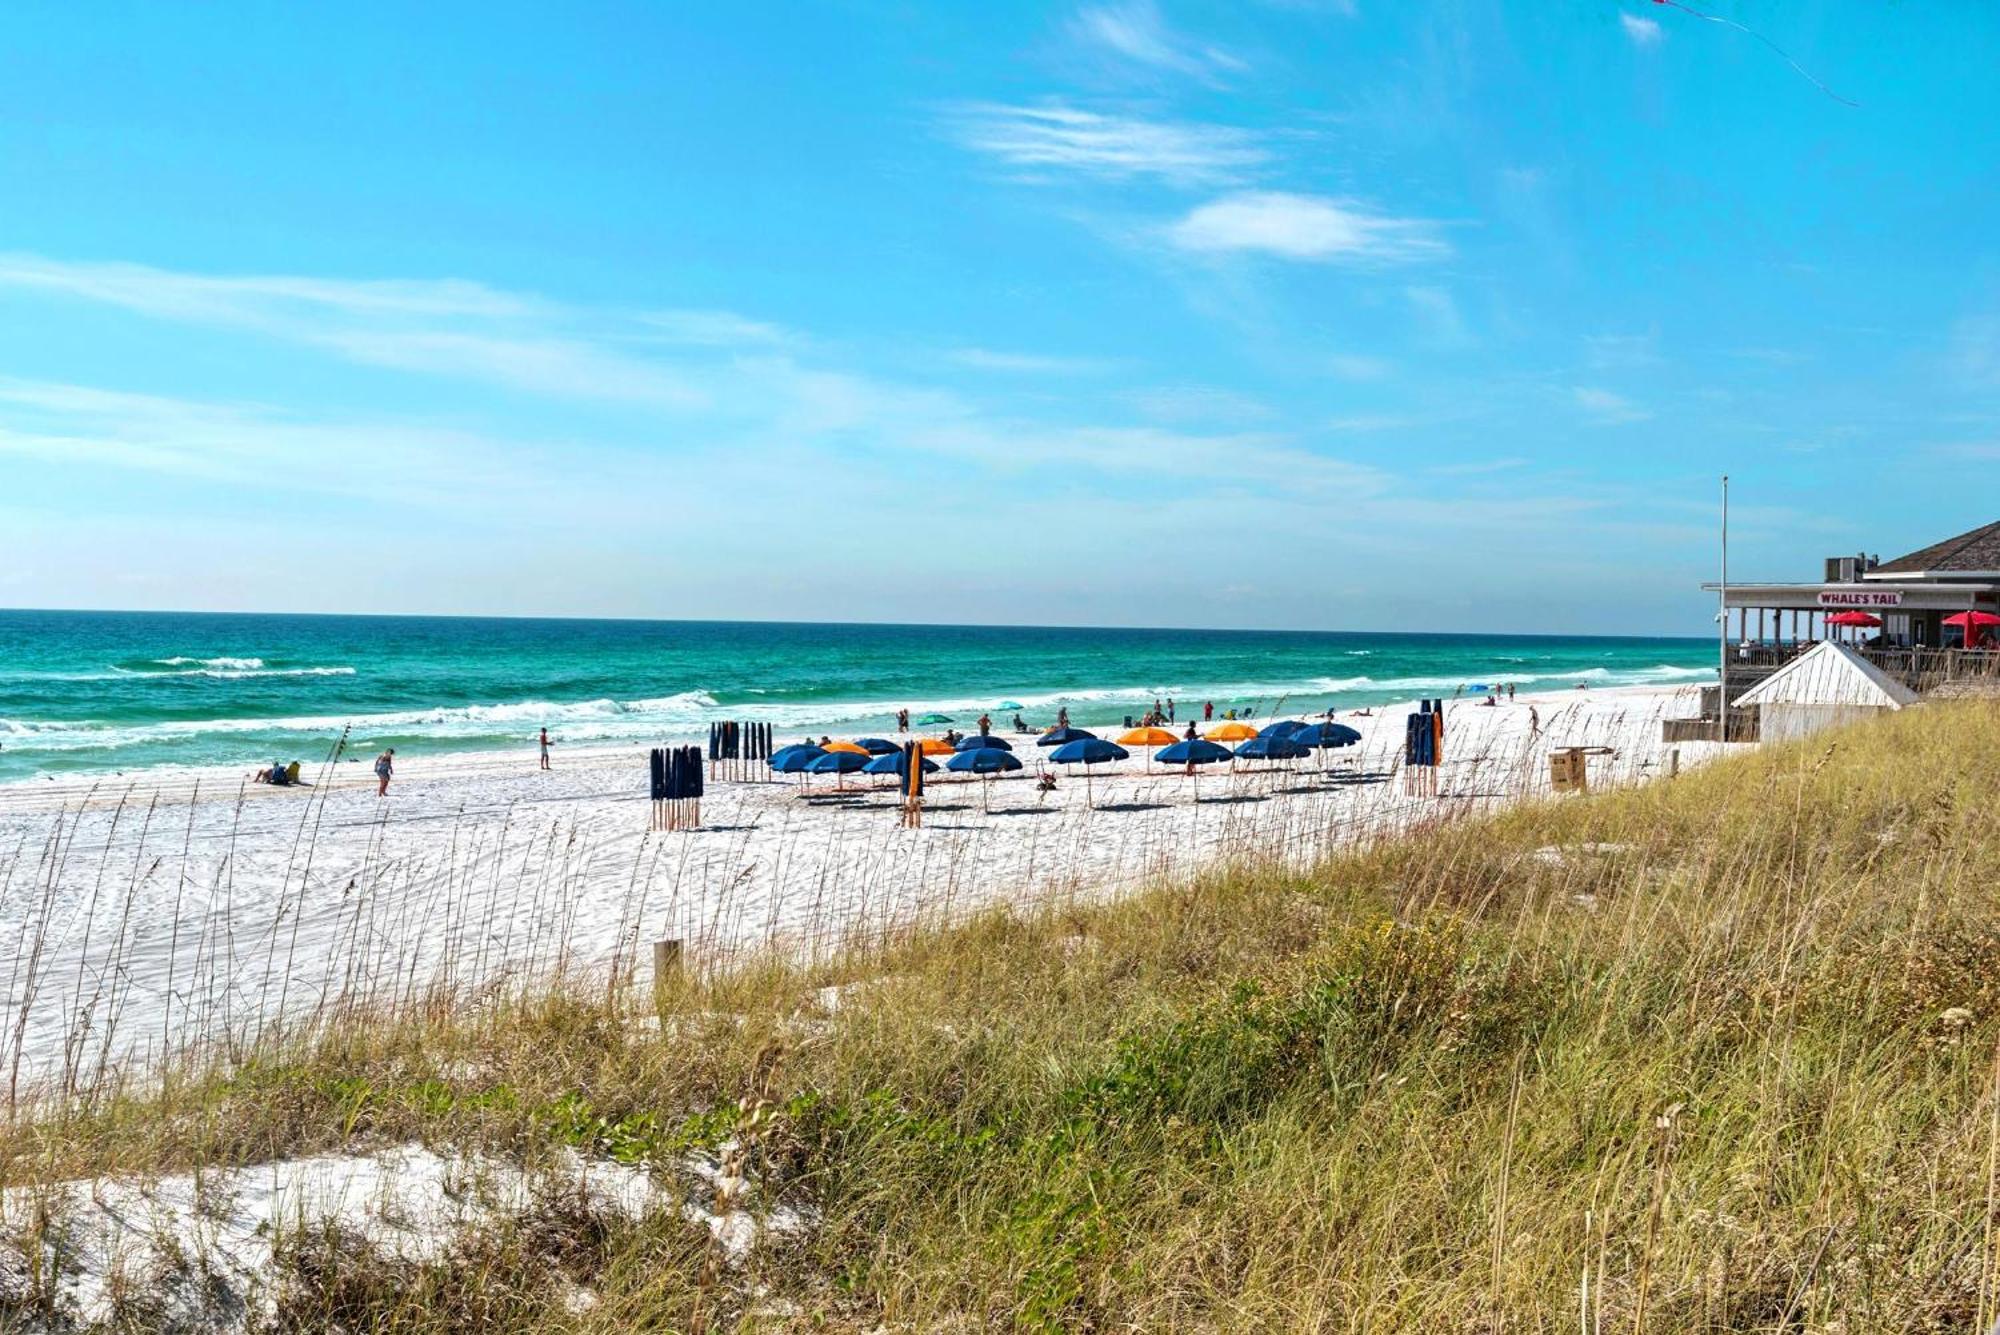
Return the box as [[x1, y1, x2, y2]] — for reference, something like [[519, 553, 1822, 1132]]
[[0, 685, 1714, 1097]]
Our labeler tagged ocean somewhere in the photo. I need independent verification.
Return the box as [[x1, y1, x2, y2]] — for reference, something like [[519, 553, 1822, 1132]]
[[0, 610, 1716, 782]]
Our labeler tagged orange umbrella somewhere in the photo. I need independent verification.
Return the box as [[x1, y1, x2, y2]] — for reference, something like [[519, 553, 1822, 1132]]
[[1205, 721, 1257, 742], [823, 741, 869, 755], [1117, 727, 1176, 747], [917, 737, 957, 756]]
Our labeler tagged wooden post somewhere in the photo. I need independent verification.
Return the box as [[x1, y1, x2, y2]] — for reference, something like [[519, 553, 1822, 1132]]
[[1669, 747, 1680, 778], [652, 938, 683, 1014]]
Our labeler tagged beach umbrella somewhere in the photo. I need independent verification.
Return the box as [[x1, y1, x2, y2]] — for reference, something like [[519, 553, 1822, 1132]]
[[917, 713, 954, 725], [1159, 736, 1233, 802], [1037, 726, 1097, 747], [1205, 721, 1257, 742], [1943, 611, 2000, 647], [1234, 735, 1309, 765], [805, 749, 869, 790], [864, 750, 939, 777], [1288, 721, 1362, 749], [1048, 737, 1129, 808], [769, 744, 827, 774], [954, 732, 1013, 752], [916, 737, 957, 756], [994, 702, 1024, 712], [1117, 725, 1176, 772], [1116, 726, 1176, 747], [855, 737, 901, 755], [1824, 611, 1880, 627], [1256, 720, 1306, 739], [823, 741, 869, 755], [947, 745, 1022, 810]]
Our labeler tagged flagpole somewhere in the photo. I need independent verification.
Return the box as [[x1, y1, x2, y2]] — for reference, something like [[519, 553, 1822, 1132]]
[[1718, 474, 1730, 743]]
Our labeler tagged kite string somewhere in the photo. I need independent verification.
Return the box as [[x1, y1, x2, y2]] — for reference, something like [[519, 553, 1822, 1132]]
[[1650, 0, 1859, 108]]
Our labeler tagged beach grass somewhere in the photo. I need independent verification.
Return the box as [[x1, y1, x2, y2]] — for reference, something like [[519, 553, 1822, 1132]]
[[5, 699, 2000, 1330]]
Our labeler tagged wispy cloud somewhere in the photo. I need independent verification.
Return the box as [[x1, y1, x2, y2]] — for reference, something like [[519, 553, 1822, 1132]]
[[1620, 13, 1663, 48], [1328, 353, 1393, 381], [1572, 386, 1651, 424], [0, 253, 794, 409], [1067, 0, 1247, 85], [1166, 192, 1449, 263], [948, 102, 1267, 186], [948, 347, 1115, 375]]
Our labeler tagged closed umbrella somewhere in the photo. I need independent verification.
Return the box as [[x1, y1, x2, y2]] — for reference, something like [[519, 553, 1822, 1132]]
[[1048, 736, 1128, 808], [946, 745, 1022, 810]]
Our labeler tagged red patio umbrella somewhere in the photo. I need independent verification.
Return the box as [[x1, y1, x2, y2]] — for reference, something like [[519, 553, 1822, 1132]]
[[1943, 610, 2000, 648], [1824, 611, 1881, 627]]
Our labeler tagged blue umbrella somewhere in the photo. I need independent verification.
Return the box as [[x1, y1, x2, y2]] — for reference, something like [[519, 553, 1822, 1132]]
[[1257, 720, 1307, 739], [947, 745, 1022, 810], [1234, 736, 1309, 763], [1036, 726, 1097, 747], [863, 751, 939, 776], [1288, 721, 1362, 749], [1049, 737, 1128, 808], [769, 744, 827, 774], [805, 749, 868, 788], [1158, 739, 1232, 766], [855, 737, 901, 755], [947, 747, 1023, 774], [954, 733, 1014, 753], [1049, 738, 1128, 765]]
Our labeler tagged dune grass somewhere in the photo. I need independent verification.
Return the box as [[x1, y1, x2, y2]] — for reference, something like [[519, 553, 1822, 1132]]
[[6, 701, 2000, 1330]]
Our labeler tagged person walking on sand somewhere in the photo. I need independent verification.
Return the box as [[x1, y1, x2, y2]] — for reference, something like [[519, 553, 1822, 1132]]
[[374, 747, 395, 796], [538, 727, 553, 770], [1203, 700, 1213, 721], [1529, 706, 1540, 736], [897, 708, 910, 732]]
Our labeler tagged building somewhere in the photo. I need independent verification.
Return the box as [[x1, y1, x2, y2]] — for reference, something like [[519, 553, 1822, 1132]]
[[1671, 519, 2000, 741], [1732, 641, 1916, 742]]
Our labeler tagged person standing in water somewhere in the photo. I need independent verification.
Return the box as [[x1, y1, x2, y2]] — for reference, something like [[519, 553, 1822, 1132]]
[[538, 727, 553, 770], [374, 747, 395, 796]]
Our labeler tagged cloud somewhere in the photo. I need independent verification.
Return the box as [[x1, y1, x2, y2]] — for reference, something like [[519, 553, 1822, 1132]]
[[1572, 386, 1651, 424], [1327, 354, 1392, 381], [948, 102, 1268, 186], [1620, 13, 1663, 47], [1067, 1, 1247, 85], [949, 347, 1115, 375], [1404, 285, 1469, 344], [1166, 192, 1449, 263]]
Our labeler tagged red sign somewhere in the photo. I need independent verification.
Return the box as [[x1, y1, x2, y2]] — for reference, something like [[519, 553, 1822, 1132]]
[[1818, 589, 1902, 607]]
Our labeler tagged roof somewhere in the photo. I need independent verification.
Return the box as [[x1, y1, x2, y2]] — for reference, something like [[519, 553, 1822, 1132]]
[[1870, 520, 2000, 576], [1735, 641, 1917, 710]]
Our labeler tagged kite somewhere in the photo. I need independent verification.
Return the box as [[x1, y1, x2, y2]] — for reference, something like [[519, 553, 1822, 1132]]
[[1650, 0, 1859, 108]]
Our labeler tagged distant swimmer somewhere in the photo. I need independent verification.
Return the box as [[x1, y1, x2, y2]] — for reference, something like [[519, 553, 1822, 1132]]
[[374, 747, 395, 796]]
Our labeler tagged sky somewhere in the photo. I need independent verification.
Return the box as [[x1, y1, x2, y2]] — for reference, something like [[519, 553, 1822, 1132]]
[[3, 2, 1997, 635]]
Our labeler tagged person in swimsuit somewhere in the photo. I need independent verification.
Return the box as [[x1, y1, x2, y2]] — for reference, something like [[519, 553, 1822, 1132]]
[[539, 727, 552, 770], [374, 748, 395, 796]]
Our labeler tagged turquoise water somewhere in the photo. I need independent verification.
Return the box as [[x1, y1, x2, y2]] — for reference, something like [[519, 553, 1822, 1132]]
[[0, 610, 1715, 781]]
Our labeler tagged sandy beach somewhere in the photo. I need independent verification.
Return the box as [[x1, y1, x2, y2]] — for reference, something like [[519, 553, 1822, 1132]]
[[0, 684, 1711, 1097]]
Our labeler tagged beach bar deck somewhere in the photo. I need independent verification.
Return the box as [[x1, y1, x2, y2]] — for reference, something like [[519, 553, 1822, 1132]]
[[1671, 519, 2000, 741]]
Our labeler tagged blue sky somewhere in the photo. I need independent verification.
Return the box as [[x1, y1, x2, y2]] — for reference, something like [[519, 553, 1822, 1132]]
[[3, 2, 1995, 634]]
